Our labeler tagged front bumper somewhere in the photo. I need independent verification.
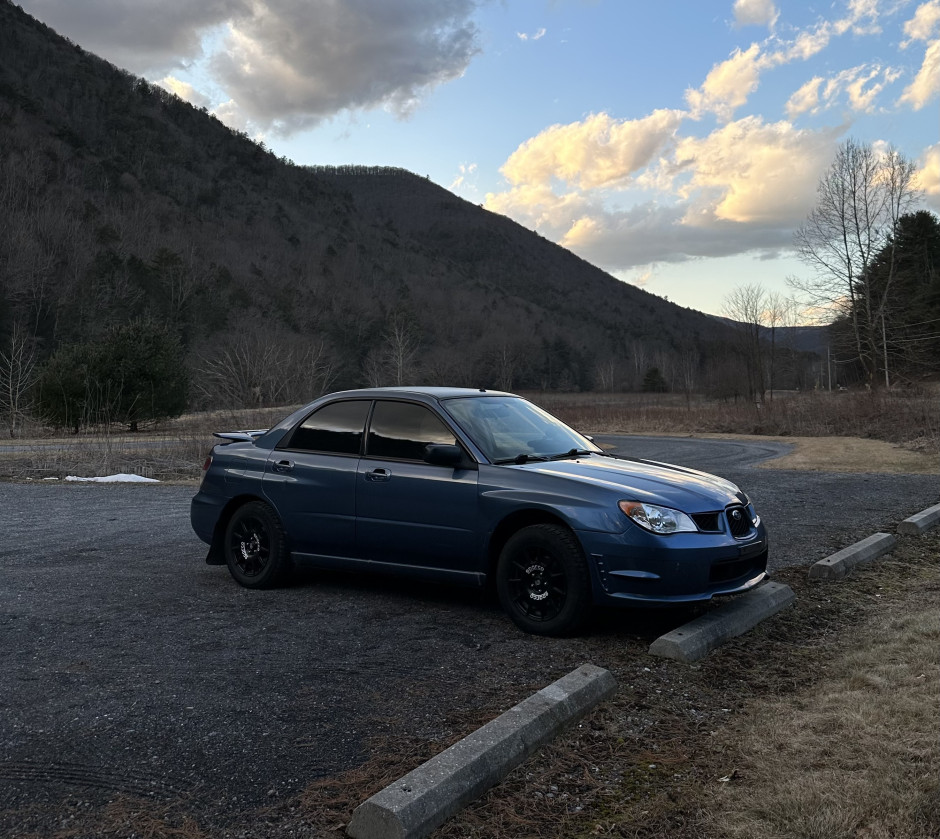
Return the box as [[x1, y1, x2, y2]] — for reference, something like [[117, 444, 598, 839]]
[[578, 523, 769, 605]]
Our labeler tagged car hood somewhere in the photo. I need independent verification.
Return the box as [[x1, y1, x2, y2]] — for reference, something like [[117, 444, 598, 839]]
[[510, 454, 746, 511]]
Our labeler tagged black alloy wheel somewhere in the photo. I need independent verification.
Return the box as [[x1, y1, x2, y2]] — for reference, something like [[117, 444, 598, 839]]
[[224, 501, 291, 589], [496, 523, 590, 636]]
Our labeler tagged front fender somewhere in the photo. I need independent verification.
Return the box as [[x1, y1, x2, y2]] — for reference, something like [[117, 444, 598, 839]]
[[479, 486, 625, 534]]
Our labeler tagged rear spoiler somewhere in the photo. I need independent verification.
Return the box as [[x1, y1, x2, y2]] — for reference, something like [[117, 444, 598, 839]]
[[213, 429, 268, 443]]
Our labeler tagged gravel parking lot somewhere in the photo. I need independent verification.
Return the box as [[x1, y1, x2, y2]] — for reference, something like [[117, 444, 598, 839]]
[[1, 436, 937, 837]]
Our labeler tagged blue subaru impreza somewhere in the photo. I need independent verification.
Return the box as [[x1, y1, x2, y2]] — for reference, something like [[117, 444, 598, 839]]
[[191, 387, 768, 635]]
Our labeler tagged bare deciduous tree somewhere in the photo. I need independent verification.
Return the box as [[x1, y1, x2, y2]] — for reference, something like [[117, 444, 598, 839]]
[[0, 323, 38, 436], [723, 284, 767, 401], [195, 329, 336, 408], [790, 139, 918, 388]]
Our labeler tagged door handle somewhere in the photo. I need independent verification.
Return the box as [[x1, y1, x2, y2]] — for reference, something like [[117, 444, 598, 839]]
[[365, 468, 391, 482], [272, 459, 294, 473]]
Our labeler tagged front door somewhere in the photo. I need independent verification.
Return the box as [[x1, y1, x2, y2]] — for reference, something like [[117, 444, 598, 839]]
[[355, 400, 480, 574]]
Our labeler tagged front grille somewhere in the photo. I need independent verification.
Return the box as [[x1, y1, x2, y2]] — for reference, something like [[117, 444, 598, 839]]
[[725, 505, 752, 538]]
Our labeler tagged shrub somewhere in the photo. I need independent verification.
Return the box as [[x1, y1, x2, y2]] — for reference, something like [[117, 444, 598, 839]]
[[37, 321, 188, 431]]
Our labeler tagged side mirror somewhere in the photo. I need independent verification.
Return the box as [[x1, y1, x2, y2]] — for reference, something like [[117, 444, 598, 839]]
[[424, 443, 469, 468]]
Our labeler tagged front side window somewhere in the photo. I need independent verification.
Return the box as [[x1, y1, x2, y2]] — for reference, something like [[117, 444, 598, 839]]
[[366, 401, 457, 461], [285, 400, 370, 454]]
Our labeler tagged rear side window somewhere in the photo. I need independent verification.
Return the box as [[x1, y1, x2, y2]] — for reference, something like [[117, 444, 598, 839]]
[[285, 400, 370, 454], [366, 401, 457, 461]]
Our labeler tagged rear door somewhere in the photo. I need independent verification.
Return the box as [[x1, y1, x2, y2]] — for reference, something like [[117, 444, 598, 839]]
[[261, 399, 370, 558], [355, 400, 480, 574]]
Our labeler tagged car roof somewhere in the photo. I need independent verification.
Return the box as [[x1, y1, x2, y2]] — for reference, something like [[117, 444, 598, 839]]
[[323, 387, 516, 401]]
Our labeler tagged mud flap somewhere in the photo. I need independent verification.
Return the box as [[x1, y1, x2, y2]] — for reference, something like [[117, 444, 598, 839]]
[[205, 531, 226, 565]]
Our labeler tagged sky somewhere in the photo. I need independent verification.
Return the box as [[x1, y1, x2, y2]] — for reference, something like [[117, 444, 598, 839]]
[[17, 0, 940, 317]]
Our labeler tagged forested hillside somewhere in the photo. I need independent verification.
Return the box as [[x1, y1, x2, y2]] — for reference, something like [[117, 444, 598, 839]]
[[0, 0, 811, 423]]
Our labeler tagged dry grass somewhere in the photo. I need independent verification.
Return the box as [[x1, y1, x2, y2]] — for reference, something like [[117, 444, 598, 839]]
[[0, 406, 298, 483], [750, 434, 940, 474], [0, 433, 211, 483], [709, 590, 939, 838], [535, 389, 940, 456]]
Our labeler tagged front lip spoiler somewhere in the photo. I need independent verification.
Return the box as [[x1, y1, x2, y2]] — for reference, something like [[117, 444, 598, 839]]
[[601, 570, 768, 604]]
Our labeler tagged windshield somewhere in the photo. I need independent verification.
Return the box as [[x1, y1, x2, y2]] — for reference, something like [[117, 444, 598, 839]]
[[442, 396, 601, 463]]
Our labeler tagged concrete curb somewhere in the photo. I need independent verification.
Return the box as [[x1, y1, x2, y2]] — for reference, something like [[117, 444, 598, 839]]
[[807, 532, 896, 581], [648, 581, 795, 664], [346, 663, 617, 839], [898, 503, 940, 535]]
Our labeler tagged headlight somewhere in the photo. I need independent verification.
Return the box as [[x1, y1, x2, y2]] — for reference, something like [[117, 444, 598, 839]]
[[619, 501, 697, 534]]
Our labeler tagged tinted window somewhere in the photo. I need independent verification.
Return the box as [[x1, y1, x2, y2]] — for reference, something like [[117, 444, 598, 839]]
[[366, 401, 457, 461], [286, 400, 370, 454]]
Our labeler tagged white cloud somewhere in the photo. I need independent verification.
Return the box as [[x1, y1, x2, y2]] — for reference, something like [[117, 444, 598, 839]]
[[558, 202, 797, 271], [209, 1, 480, 132], [834, 0, 883, 36], [673, 117, 840, 226], [786, 77, 823, 117], [212, 99, 251, 133], [450, 162, 478, 190], [733, 0, 778, 28], [486, 113, 843, 274], [918, 144, 940, 208], [157, 75, 211, 108], [899, 1, 940, 108], [485, 184, 593, 243], [517, 28, 546, 41], [20, 0, 481, 133], [780, 26, 832, 62], [786, 64, 900, 116], [684, 1, 893, 124], [846, 65, 902, 111], [902, 0, 940, 45], [18, 0, 248, 72], [498, 110, 685, 191], [686, 43, 765, 121], [901, 39, 940, 107]]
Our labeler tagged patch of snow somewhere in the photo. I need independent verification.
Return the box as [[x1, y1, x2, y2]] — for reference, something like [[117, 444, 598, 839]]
[[65, 474, 160, 483]]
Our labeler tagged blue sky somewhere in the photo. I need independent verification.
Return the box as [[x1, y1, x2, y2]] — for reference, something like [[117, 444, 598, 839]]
[[19, 0, 940, 317]]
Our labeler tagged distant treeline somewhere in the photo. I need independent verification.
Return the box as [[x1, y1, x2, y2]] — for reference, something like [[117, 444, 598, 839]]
[[308, 165, 418, 178]]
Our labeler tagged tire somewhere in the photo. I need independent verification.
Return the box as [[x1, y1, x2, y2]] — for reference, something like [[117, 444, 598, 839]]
[[496, 523, 591, 636], [224, 501, 291, 589]]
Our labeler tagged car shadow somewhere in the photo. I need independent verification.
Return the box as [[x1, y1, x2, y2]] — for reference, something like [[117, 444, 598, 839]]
[[587, 602, 710, 642], [287, 564, 500, 611], [285, 564, 707, 643]]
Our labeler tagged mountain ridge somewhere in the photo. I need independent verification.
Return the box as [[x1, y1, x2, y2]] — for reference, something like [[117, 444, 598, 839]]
[[0, 0, 819, 403]]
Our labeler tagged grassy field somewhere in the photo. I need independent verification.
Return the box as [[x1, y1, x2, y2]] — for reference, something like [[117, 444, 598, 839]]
[[536, 388, 940, 454]]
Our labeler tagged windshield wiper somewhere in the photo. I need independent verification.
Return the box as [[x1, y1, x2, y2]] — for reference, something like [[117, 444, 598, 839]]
[[549, 448, 595, 460], [493, 453, 551, 465]]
